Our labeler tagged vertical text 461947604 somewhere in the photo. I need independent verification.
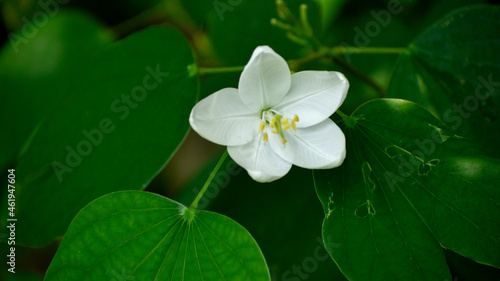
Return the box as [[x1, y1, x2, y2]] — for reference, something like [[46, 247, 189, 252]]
[[6, 169, 17, 274]]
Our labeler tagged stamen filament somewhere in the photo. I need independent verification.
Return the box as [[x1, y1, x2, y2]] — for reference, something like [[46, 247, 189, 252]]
[[262, 110, 294, 146]]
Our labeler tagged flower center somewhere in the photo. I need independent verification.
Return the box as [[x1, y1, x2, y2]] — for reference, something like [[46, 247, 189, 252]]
[[259, 109, 299, 144]]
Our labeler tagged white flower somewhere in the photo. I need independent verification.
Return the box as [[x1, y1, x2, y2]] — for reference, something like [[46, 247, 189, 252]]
[[190, 46, 349, 182]]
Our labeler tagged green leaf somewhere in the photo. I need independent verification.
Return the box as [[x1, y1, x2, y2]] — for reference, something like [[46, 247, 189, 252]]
[[44, 191, 270, 281], [11, 22, 198, 246], [314, 99, 500, 281], [177, 153, 348, 280], [0, 10, 114, 166], [387, 5, 500, 157], [445, 250, 500, 281]]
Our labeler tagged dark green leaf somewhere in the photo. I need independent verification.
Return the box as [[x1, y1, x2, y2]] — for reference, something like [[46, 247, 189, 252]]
[[314, 99, 500, 281], [387, 5, 500, 157], [445, 250, 500, 281], [44, 191, 270, 281], [0, 11, 114, 166], [177, 154, 348, 281], [12, 23, 197, 246]]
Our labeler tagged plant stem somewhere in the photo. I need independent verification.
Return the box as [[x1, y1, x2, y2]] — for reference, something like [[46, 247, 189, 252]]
[[336, 109, 350, 120], [111, 0, 198, 37], [198, 66, 245, 75], [331, 56, 386, 97], [330, 46, 406, 55], [196, 46, 401, 98], [299, 4, 313, 37], [288, 48, 329, 71], [189, 150, 228, 209]]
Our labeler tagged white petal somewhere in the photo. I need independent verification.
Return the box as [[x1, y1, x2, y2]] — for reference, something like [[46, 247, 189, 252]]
[[189, 88, 261, 146], [228, 132, 292, 183], [269, 118, 346, 169], [238, 46, 291, 111], [274, 71, 349, 127]]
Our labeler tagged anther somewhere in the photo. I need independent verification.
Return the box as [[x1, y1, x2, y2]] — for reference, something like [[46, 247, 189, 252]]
[[272, 129, 278, 134], [284, 124, 291, 131], [292, 115, 299, 131], [281, 118, 289, 125], [281, 138, 287, 144], [263, 132, 268, 143], [259, 121, 266, 131]]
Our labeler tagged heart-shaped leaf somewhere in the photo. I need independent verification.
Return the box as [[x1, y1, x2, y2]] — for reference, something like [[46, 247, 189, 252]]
[[11, 18, 198, 246], [387, 5, 500, 157], [44, 191, 270, 281], [314, 99, 500, 281], [177, 153, 348, 280], [0, 11, 115, 166]]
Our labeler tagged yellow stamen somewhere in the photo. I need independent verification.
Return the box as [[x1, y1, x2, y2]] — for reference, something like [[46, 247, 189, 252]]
[[270, 122, 275, 128], [284, 124, 291, 131], [281, 138, 287, 144], [292, 121, 296, 131], [272, 129, 278, 134], [259, 121, 266, 131], [263, 132, 268, 143], [293, 114, 299, 122], [281, 118, 289, 125], [271, 117, 276, 124]]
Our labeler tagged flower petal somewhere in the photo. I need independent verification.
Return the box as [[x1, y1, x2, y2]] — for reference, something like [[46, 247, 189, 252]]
[[189, 88, 261, 146], [228, 132, 292, 183], [238, 46, 291, 111], [269, 118, 346, 169], [274, 71, 349, 127]]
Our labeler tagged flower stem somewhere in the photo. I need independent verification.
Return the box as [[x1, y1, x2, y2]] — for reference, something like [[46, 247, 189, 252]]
[[189, 150, 229, 209], [288, 48, 329, 71], [330, 56, 386, 97], [197, 66, 245, 75], [330, 46, 406, 55], [336, 109, 350, 120]]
